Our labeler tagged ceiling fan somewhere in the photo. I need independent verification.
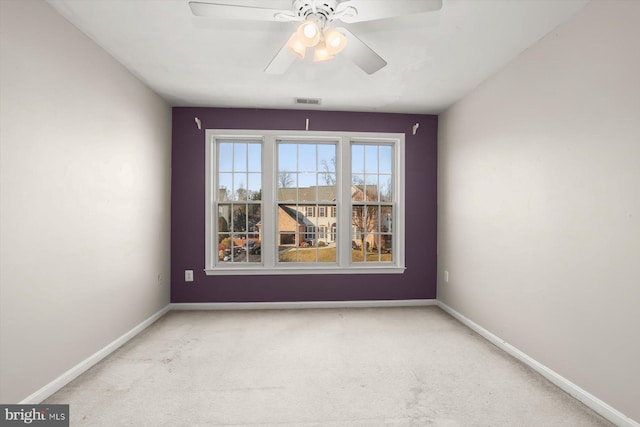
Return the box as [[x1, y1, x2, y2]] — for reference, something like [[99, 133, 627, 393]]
[[188, 0, 443, 75]]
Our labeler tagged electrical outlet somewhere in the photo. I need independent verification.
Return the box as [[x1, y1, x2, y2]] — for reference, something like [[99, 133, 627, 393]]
[[185, 270, 193, 282], [444, 270, 449, 283]]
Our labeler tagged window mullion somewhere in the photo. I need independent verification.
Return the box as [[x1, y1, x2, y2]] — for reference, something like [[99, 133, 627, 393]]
[[339, 136, 351, 267], [262, 135, 276, 268]]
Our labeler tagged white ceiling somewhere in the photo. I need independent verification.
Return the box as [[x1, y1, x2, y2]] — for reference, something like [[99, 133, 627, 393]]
[[47, 0, 589, 114]]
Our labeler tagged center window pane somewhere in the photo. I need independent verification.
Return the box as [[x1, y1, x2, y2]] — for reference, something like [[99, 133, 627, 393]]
[[277, 142, 337, 264]]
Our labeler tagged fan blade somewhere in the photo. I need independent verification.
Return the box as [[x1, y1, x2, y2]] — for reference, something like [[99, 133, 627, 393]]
[[339, 28, 386, 74], [336, 0, 442, 23], [189, 1, 297, 21], [264, 37, 297, 74]]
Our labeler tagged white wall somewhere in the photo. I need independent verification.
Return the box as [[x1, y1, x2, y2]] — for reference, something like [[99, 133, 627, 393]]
[[438, 0, 639, 423], [0, 0, 171, 403]]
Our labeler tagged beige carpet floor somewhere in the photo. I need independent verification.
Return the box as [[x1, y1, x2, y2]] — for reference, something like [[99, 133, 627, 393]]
[[45, 307, 613, 426]]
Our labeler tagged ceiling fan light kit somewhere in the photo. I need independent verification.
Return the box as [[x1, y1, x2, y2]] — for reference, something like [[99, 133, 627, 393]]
[[287, 16, 347, 63], [189, 0, 443, 74]]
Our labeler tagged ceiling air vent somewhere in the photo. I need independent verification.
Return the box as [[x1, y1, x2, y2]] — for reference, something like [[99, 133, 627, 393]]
[[295, 97, 321, 105]]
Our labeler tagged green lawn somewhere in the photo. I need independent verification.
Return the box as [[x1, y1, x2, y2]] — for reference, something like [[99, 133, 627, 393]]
[[279, 247, 392, 262]]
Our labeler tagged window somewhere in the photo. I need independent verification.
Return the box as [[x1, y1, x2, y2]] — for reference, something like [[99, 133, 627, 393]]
[[205, 130, 405, 275], [351, 143, 394, 263], [214, 141, 262, 264], [278, 141, 336, 263]]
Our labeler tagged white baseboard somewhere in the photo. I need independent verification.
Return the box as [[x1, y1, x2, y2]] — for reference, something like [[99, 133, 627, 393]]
[[436, 301, 639, 427], [20, 304, 171, 404], [171, 299, 437, 311]]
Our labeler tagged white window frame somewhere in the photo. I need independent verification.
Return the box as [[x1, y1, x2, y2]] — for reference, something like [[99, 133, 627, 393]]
[[205, 129, 405, 275]]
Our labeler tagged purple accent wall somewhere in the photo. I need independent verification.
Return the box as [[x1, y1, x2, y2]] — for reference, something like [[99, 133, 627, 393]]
[[171, 107, 437, 303]]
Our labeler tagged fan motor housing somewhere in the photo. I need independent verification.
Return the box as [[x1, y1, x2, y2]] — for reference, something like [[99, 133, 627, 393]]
[[293, 0, 338, 21]]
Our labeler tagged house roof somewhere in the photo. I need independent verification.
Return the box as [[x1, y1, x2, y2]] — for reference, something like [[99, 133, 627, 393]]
[[278, 185, 337, 202], [277, 185, 377, 202], [279, 205, 315, 227]]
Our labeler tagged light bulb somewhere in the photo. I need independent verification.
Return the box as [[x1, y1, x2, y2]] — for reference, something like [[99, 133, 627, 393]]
[[303, 23, 317, 39]]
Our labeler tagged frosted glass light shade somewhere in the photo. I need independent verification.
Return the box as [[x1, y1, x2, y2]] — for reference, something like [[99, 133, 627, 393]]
[[287, 34, 307, 58], [313, 40, 333, 62], [296, 19, 321, 47], [324, 28, 347, 55]]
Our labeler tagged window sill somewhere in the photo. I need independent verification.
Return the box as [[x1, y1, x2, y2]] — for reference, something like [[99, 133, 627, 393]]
[[204, 266, 406, 276]]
